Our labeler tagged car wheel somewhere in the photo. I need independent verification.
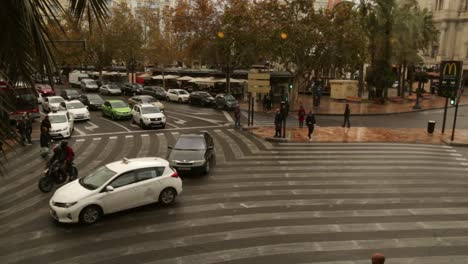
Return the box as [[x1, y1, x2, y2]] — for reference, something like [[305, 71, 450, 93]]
[[79, 205, 102, 225], [159, 188, 177, 205], [178, 98, 182, 103], [161, 124, 166, 129], [111, 113, 116, 120], [204, 160, 210, 175], [140, 120, 146, 129], [200, 101, 205, 107]]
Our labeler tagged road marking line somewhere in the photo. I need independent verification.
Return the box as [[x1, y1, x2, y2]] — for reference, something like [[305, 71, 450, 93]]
[[76, 139, 85, 142], [74, 127, 86, 135], [450, 153, 462, 156], [165, 122, 180, 128], [223, 110, 234, 123], [125, 135, 133, 138], [99, 117, 132, 132], [141, 134, 149, 137], [169, 111, 224, 124], [93, 137, 101, 141], [228, 128, 235, 132], [72, 125, 223, 137], [214, 129, 222, 132], [109, 136, 117, 139], [171, 132, 180, 135], [84, 121, 99, 131]]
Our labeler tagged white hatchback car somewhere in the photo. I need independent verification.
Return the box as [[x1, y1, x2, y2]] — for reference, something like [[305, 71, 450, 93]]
[[167, 89, 190, 103], [59, 100, 90, 121], [49, 157, 182, 224], [43, 96, 65, 112], [131, 104, 166, 129], [48, 111, 74, 138]]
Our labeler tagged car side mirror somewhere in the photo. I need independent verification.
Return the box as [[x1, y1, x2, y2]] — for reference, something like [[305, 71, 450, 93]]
[[167, 145, 173, 149], [105, 186, 114, 192]]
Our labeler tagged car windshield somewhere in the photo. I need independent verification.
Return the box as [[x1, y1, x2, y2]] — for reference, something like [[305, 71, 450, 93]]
[[142, 97, 157, 103], [107, 85, 119, 89], [49, 115, 67, 123], [174, 137, 206, 150], [85, 80, 97, 85], [141, 106, 160, 114], [200, 93, 212, 98], [49, 97, 64, 104], [79, 166, 117, 190], [178, 90, 188, 95], [110, 101, 127, 108], [87, 94, 102, 100], [67, 102, 85, 109], [225, 95, 236, 101], [67, 90, 79, 95]]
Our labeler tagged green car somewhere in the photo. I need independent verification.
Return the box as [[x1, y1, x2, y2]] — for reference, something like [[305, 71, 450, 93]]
[[101, 99, 132, 120]]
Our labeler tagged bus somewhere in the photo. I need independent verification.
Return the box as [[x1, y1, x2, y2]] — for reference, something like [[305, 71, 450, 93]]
[[0, 81, 40, 122]]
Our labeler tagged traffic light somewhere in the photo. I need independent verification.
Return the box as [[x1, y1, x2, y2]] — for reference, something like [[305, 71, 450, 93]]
[[450, 97, 456, 105]]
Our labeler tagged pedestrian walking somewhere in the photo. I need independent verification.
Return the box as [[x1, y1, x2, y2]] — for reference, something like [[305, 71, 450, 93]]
[[234, 106, 241, 128], [16, 116, 26, 145], [317, 86, 322, 106], [262, 95, 268, 112], [306, 111, 316, 140], [274, 108, 283, 137], [41, 114, 51, 132], [342, 103, 351, 128], [298, 105, 305, 128], [40, 127, 51, 158], [24, 113, 33, 145]]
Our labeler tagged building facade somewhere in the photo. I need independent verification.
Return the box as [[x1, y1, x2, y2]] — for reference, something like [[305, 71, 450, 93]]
[[417, 0, 468, 78]]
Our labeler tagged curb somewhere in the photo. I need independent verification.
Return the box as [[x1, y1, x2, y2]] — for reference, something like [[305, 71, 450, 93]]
[[241, 103, 468, 117], [441, 138, 468, 147]]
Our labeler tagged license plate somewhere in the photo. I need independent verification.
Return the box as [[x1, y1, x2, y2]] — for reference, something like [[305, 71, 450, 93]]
[[177, 167, 191, 171]]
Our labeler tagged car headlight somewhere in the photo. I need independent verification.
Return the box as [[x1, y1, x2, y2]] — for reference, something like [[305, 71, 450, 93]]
[[54, 201, 77, 208], [192, 160, 205, 166], [143, 117, 150, 121], [169, 160, 177, 166]]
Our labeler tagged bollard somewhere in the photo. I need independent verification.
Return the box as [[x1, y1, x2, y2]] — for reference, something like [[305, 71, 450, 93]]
[[371, 253, 385, 264]]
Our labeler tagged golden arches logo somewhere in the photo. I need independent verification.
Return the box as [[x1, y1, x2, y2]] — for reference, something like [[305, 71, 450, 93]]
[[443, 63, 457, 76]]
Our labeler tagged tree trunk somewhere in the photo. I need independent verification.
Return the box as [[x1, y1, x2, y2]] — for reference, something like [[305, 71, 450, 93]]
[[397, 64, 402, 97], [358, 63, 364, 97]]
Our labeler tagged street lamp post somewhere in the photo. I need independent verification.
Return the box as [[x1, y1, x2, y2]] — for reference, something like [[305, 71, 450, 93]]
[[280, 32, 288, 139], [217, 31, 231, 94]]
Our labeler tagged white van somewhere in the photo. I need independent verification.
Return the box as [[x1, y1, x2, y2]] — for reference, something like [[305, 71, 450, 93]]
[[69, 71, 90, 88]]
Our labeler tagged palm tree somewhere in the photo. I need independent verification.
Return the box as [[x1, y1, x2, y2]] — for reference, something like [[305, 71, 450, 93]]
[[0, 0, 108, 173]]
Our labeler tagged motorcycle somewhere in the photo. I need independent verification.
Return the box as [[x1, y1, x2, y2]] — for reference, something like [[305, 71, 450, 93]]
[[38, 160, 78, 193]]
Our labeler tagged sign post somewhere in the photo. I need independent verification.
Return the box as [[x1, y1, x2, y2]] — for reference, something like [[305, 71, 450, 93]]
[[439, 61, 463, 136]]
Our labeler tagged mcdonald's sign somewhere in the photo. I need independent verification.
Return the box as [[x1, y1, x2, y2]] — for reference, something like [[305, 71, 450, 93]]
[[439, 61, 463, 98]]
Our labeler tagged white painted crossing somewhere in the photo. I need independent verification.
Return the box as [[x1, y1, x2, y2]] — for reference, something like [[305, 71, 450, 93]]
[[2, 131, 468, 264]]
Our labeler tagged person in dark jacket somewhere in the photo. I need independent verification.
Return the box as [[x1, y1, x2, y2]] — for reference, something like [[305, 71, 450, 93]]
[[342, 103, 351, 128], [234, 106, 241, 128], [40, 127, 51, 158], [24, 113, 33, 145], [41, 115, 51, 132], [274, 109, 283, 137], [40, 127, 50, 148], [306, 111, 316, 140], [16, 117, 26, 145], [298, 105, 305, 128]]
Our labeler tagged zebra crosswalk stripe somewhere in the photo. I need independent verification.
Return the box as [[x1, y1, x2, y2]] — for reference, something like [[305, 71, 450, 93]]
[[1, 129, 468, 264]]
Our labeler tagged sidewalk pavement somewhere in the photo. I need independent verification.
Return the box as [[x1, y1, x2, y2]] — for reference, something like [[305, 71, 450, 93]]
[[240, 89, 468, 116], [247, 126, 468, 146]]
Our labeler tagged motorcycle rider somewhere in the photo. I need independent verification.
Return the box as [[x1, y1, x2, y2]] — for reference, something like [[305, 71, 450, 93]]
[[48, 140, 74, 177]]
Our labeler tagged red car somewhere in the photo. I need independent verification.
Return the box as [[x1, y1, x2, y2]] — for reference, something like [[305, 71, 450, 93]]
[[35, 84, 55, 96]]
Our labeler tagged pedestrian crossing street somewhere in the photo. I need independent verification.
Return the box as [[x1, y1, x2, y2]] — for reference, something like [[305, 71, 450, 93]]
[[241, 110, 299, 127], [1, 127, 468, 264]]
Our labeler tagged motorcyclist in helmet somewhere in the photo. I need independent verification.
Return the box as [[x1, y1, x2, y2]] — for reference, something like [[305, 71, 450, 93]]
[[48, 140, 74, 177]]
